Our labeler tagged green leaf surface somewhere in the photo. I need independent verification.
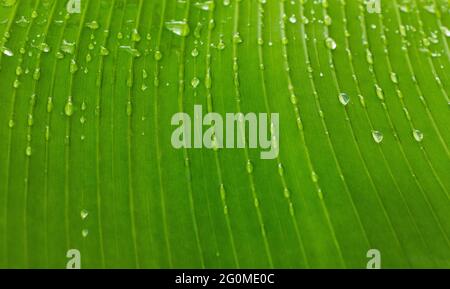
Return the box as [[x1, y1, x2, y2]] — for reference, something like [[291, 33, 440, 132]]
[[0, 0, 449, 268]]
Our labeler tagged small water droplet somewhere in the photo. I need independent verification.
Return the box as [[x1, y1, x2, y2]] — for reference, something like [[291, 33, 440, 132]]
[[80, 209, 89, 220], [82, 229, 89, 238], [25, 146, 32, 156], [131, 28, 141, 42], [233, 32, 243, 44], [1, 46, 13, 56], [372, 130, 383, 143], [65, 100, 74, 117], [325, 37, 336, 50], [390, 72, 398, 84], [100, 46, 109, 56], [338, 92, 350, 106], [246, 160, 253, 173], [8, 119, 14, 128], [154, 50, 162, 61], [191, 77, 200, 88], [289, 14, 297, 24], [60, 39, 75, 55], [413, 129, 423, 142], [119, 46, 141, 57], [191, 47, 199, 57], [311, 171, 319, 183], [86, 20, 99, 30], [194, 0, 215, 11]]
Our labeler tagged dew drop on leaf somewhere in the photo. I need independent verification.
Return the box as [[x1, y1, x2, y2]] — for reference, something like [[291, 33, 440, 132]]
[[194, 1, 215, 11], [246, 160, 254, 174], [191, 47, 199, 57], [165, 20, 190, 37], [65, 100, 74, 117], [154, 50, 162, 61], [338, 92, 350, 106], [80, 209, 89, 220], [372, 130, 383, 143], [82, 229, 89, 238], [1, 0, 16, 7], [413, 129, 423, 142], [325, 37, 336, 50], [289, 14, 297, 24], [25, 146, 32, 156], [100, 46, 109, 56], [191, 77, 200, 88]]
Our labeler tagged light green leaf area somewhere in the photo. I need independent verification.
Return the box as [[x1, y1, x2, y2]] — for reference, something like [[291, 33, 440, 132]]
[[0, 0, 449, 269]]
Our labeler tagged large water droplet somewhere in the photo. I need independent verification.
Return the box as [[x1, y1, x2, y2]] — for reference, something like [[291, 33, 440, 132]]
[[165, 20, 190, 37]]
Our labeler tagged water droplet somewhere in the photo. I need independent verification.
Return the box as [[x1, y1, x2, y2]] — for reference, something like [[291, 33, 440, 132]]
[[31, 10, 38, 19], [223, 0, 230, 6], [278, 163, 284, 176], [338, 92, 350, 106], [220, 184, 226, 200], [80, 209, 89, 220], [100, 46, 109, 56], [86, 20, 99, 30], [47, 98, 53, 113], [325, 37, 336, 50], [191, 48, 199, 57], [324, 15, 332, 26], [191, 77, 200, 88], [194, 1, 215, 11], [311, 171, 319, 183], [289, 14, 297, 24], [25, 146, 32, 156], [372, 130, 383, 143], [60, 39, 75, 54], [1, 0, 16, 7], [283, 188, 290, 198], [154, 50, 162, 61], [15, 66, 23, 76], [38, 42, 50, 53], [33, 68, 40, 80], [126, 101, 132, 116], [82, 229, 89, 238], [119, 45, 141, 57], [246, 160, 253, 173], [131, 28, 141, 42], [233, 32, 243, 44], [375, 84, 384, 100], [413, 129, 423, 142], [8, 119, 14, 128], [217, 39, 225, 50], [70, 59, 78, 73], [1, 46, 13, 56], [390, 72, 398, 84], [165, 20, 190, 37], [65, 100, 74, 116]]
